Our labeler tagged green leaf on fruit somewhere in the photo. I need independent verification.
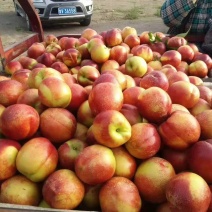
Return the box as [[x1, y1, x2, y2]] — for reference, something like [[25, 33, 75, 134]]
[[155, 34, 162, 42], [148, 32, 156, 43], [176, 26, 192, 38]]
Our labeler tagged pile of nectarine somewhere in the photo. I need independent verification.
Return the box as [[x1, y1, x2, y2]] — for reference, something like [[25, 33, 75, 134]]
[[1, 26, 212, 211]]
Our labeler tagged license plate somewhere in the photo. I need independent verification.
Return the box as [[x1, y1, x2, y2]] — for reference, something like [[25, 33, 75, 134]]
[[58, 7, 76, 15]]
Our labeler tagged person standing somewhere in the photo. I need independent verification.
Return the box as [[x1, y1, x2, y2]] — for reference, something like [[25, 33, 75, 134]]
[[160, 0, 212, 55]]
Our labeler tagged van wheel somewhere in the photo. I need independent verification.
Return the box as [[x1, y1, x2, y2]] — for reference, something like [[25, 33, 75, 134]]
[[80, 17, 91, 26], [26, 15, 32, 31]]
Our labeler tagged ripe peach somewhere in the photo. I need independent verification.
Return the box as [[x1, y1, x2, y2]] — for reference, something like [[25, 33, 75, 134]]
[[188, 43, 199, 54], [58, 36, 69, 50], [0, 139, 21, 181], [154, 31, 166, 40], [123, 86, 145, 106], [75, 144, 116, 185], [90, 44, 110, 64], [105, 28, 123, 47], [17, 88, 46, 114], [166, 172, 211, 212], [85, 125, 98, 145], [133, 44, 154, 63], [149, 41, 166, 55], [38, 77, 72, 108], [161, 147, 189, 173], [160, 50, 182, 68], [166, 36, 187, 50], [125, 123, 161, 159], [176, 60, 189, 74], [44, 34, 58, 45], [177, 44, 195, 62], [0, 175, 41, 206], [77, 43, 90, 60], [131, 44, 142, 55], [92, 73, 119, 88], [120, 104, 143, 125], [66, 83, 89, 114], [0, 104, 40, 141], [18, 56, 38, 70], [88, 82, 123, 116], [16, 137, 58, 182], [56, 50, 65, 61], [73, 122, 89, 142], [197, 85, 212, 105], [147, 60, 163, 70], [36, 52, 56, 67], [87, 37, 104, 52], [193, 53, 212, 70], [139, 31, 151, 44], [42, 169, 85, 210], [112, 146, 137, 179], [187, 140, 212, 183], [124, 34, 140, 49], [51, 61, 69, 74], [153, 51, 162, 61], [99, 176, 142, 212], [0, 79, 24, 107], [101, 69, 127, 91], [139, 70, 169, 91], [100, 59, 120, 72], [189, 75, 204, 86], [39, 108, 77, 144], [124, 56, 148, 78], [188, 60, 208, 78], [170, 103, 190, 114], [124, 74, 136, 88], [63, 37, 79, 50], [158, 110, 201, 150], [27, 67, 64, 89], [196, 110, 212, 139], [134, 157, 176, 203], [77, 100, 95, 128], [45, 43, 62, 57], [11, 69, 31, 90], [121, 26, 138, 40], [189, 98, 211, 117], [5, 60, 23, 75], [136, 86, 172, 124], [84, 85, 92, 95], [167, 81, 200, 109], [92, 110, 132, 148], [62, 48, 81, 68], [167, 71, 190, 86], [160, 64, 177, 78], [120, 42, 131, 53], [109, 45, 128, 65], [133, 76, 142, 86], [62, 73, 77, 86], [77, 65, 100, 87], [69, 66, 81, 75], [81, 28, 98, 41]]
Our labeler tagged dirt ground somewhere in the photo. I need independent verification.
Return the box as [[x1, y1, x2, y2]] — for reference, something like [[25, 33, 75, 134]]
[[0, 0, 168, 49]]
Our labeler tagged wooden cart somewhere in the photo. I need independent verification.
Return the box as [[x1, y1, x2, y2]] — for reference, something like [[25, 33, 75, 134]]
[[0, 0, 82, 72], [0, 0, 45, 70]]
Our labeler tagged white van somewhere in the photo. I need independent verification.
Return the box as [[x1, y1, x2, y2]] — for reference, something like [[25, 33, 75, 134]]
[[13, 0, 93, 30]]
